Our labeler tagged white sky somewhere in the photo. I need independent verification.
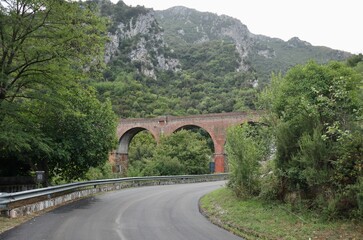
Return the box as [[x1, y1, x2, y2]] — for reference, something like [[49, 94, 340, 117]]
[[113, 0, 363, 54]]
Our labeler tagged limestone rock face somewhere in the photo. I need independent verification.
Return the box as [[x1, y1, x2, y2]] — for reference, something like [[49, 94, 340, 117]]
[[155, 6, 351, 80], [155, 6, 256, 72], [103, 2, 350, 81], [105, 11, 180, 79]]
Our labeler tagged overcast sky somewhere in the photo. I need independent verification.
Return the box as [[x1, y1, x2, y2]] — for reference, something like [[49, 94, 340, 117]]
[[112, 0, 362, 54]]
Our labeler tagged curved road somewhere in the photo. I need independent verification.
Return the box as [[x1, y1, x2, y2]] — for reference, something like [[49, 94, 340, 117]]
[[0, 181, 243, 240]]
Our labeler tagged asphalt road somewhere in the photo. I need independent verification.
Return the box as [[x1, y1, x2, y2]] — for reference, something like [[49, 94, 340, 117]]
[[0, 181, 243, 240]]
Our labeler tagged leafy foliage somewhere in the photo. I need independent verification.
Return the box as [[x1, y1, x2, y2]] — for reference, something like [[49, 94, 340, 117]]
[[155, 130, 212, 175], [0, 0, 106, 104], [226, 124, 272, 198], [0, 82, 117, 182], [83, 161, 116, 181], [127, 131, 157, 176], [346, 54, 363, 68], [94, 39, 259, 118], [260, 61, 363, 218], [127, 130, 212, 176], [97, 0, 149, 34], [0, 0, 117, 183]]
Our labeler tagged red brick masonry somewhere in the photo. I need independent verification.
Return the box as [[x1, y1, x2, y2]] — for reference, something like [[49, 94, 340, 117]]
[[114, 111, 262, 173]]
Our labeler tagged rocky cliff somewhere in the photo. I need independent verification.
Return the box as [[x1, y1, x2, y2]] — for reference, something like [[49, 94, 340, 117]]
[[101, 0, 179, 79], [100, 1, 350, 82], [156, 6, 255, 72], [155, 6, 351, 82]]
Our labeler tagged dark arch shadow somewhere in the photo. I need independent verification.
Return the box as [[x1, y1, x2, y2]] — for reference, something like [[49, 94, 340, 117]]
[[117, 127, 157, 154]]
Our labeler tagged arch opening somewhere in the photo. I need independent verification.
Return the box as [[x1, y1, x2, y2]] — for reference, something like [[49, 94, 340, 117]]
[[127, 131, 157, 176], [117, 128, 156, 154], [173, 125, 215, 173], [173, 125, 215, 153], [115, 127, 156, 174]]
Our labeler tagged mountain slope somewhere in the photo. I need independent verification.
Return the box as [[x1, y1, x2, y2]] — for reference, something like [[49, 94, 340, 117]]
[[90, 1, 351, 118], [155, 6, 350, 84]]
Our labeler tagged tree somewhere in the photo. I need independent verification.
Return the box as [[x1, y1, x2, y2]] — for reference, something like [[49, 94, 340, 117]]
[[0, 0, 106, 105], [0, 0, 116, 183], [0, 82, 117, 183], [260, 61, 363, 217], [226, 124, 271, 198], [127, 131, 157, 176], [143, 130, 212, 176], [346, 54, 363, 68]]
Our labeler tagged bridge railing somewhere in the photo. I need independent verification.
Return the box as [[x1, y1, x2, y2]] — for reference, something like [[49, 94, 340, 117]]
[[0, 174, 228, 218]]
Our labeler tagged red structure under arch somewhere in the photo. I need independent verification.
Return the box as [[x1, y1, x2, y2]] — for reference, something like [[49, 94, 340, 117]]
[[113, 111, 262, 173]]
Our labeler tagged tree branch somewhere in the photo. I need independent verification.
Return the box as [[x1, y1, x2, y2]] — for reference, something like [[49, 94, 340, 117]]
[[7, 54, 56, 90]]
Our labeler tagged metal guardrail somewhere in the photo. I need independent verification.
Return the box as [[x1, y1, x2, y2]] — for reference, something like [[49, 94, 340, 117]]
[[0, 174, 228, 211]]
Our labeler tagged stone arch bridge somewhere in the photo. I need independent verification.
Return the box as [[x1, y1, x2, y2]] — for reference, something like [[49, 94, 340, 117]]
[[113, 111, 262, 173]]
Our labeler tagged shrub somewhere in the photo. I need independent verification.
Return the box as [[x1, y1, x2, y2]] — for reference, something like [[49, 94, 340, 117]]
[[226, 124, 270, 198], [260, 61, 363, 218]]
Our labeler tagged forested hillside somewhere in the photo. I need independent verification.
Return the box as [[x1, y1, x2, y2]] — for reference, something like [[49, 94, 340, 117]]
[[90, 0, 351, 118]]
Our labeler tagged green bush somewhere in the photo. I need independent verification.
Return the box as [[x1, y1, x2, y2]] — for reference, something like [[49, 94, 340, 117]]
[[259, 160, 280, 200], [84, 161, 116, 180], [260, 61, 363, 219], [143, 156, 185, 176], [226, 124, 270, 198]]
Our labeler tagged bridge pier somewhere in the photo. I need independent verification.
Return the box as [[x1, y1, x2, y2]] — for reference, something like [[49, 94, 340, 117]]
[[114, 153, 129, 174], [214, 153, 226, 173]]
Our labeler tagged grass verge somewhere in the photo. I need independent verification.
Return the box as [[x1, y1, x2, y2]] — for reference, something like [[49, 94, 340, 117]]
[[199, 187, 363, 240], [0, 214, 36, 234]]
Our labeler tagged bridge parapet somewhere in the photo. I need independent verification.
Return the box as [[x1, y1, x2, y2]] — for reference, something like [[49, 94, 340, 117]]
[[119, 111, 262, 125]]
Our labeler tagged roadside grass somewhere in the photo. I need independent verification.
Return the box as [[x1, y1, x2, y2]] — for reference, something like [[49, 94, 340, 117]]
[[200, 187, 363, 240], [0, 215, 34, 234]]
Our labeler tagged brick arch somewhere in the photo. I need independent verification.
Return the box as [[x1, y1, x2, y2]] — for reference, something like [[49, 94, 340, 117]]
[[117, 127, 157, 154], [170, 123, 225, 172], [114, 111, 262, 173], [114, 127, 158, 173], [164, 122, 225, 151], [171, 124, 216, 151]]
